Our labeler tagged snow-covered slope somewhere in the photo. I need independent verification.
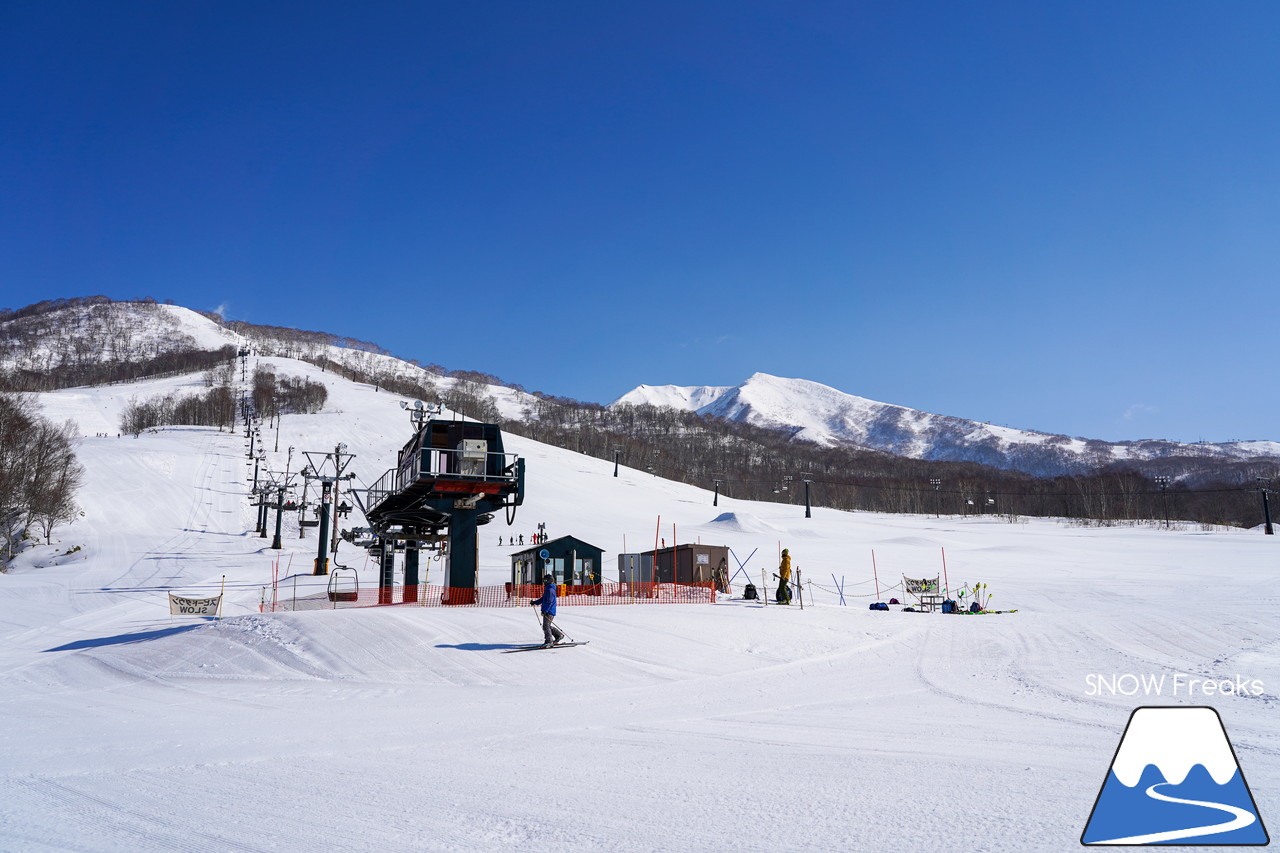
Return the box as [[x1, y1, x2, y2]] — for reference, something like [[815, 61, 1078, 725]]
[[613, 372, 1280, 475], [0, 301, 241, 373], [0, 300, 539, 421], [1, 360, 1278, 852]]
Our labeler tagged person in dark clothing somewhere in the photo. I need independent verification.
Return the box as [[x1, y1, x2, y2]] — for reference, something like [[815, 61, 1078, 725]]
[[774, 548, 792, 604], [529, 573, 566, 647]]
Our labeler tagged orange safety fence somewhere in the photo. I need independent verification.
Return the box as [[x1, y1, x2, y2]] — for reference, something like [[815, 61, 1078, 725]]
[[264, 581, 716, 613]]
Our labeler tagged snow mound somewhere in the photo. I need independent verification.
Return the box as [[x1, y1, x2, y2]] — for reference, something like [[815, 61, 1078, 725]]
[[876, 536, 943, 548], [704, 511, 782, 534]]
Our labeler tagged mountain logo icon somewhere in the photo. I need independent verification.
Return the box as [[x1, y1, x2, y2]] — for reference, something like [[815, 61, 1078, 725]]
[[1082, 706, 1269, 846]]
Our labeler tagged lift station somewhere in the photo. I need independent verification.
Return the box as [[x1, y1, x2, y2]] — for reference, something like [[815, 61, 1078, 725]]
[[357, 403, 525, 604]]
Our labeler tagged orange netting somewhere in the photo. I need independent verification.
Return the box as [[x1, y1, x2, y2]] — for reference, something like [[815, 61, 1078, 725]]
[[264, 581, 716, 612]]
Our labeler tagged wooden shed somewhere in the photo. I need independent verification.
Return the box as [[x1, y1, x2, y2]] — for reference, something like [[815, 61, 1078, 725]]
[[642, 543, 729, 584]]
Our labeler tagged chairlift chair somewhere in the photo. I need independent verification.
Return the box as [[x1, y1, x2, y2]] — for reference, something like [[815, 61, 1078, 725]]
[[327, 567, 359, 604]]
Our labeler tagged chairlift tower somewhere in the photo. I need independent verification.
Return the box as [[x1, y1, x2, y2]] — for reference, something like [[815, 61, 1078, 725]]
[[301, 444, 356, 575], [355, 401, 525, 603]]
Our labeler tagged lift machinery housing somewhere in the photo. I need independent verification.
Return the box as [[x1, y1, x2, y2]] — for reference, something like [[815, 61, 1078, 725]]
[[359, 406, 524, 603]]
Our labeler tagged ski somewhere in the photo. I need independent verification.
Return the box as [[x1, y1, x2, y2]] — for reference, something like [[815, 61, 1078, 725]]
[[503, 641, 590, 653]]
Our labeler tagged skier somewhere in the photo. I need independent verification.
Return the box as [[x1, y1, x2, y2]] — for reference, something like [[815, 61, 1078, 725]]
[[774, 548, 792, 604], [529, 573, 566, 647]]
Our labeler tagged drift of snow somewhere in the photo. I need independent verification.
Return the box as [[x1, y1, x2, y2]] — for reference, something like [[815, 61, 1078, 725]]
[[705, 511, 782, 534]]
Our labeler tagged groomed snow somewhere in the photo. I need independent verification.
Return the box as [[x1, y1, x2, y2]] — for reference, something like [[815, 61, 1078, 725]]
[[1, 359, 1278, 852]]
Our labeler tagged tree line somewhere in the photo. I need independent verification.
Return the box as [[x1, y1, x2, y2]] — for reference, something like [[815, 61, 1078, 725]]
[[511, 400, 1277, 529], [252, 365, 328, 419], [120, 386, 239, 435], [0, 393, 84, 565]]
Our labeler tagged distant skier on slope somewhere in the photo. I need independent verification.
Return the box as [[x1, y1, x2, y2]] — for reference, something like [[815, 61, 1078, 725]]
[[774, 548, 792, 604], [529, 573, 566, 647]]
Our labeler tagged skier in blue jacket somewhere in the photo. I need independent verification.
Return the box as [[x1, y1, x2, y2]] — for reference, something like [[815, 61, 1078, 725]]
[[530, 573, 566, 647]]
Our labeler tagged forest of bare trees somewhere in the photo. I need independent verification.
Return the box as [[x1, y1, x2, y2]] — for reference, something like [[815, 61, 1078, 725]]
[[251, 365, 329, 419], [119, 386, 239, 435], [0, 393, 84, 565]]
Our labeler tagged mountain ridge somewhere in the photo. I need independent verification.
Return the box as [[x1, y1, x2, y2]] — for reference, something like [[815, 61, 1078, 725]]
[[612, 373, 1280, 477]]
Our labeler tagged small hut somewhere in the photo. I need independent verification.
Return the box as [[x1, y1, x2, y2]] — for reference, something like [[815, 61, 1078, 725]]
[[510, 535, 603, 588], [642, 543, 729, 584]]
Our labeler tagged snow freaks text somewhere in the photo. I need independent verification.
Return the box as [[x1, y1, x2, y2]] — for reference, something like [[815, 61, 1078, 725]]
[[1085, 673, 1265, 698]]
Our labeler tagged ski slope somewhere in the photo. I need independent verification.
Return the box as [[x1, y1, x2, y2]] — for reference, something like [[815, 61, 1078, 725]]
[[2, 359, 1278, 852]]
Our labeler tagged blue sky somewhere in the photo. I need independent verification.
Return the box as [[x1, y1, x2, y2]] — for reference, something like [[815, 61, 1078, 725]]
[[3, 1, 1277, 443]]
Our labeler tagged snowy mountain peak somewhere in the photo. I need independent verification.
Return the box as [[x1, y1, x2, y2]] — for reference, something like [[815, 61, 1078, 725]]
[[613, 382, 735, 411], [611, 373, 1280, 476]]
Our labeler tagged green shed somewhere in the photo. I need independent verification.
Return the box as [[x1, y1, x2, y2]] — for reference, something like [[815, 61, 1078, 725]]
[[510, 535, 604, 588]]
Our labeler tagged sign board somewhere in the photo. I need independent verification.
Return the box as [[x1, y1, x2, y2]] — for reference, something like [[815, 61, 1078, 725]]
[[539, 549, 550, 560], [696, 554, 710, 565], [169, 593, 222, 617]]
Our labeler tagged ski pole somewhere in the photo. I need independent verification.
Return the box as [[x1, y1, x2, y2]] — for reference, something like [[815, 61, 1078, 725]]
[[533, 603, 573, 644]]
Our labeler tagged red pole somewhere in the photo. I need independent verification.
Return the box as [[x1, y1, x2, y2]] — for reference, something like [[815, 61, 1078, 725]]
[[941, 547, 950, 598], [871, 550, 881, 600]]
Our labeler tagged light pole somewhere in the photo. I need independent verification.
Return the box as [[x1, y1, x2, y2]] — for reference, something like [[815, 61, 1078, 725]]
[[712, 478, 722, 507], [1258, 478, 1274, 535], [613, 447, 622, 478], [1155, 475, 1171, 529], [801, 473, 814, 519], [930, 479, 941, 518]]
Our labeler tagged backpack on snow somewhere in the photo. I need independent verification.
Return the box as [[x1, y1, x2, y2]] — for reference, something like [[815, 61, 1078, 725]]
[[743, 583, 758, 600]]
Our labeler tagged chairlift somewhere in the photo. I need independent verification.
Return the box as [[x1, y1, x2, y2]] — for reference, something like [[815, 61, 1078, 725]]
[[326, 567, 359, 604]]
